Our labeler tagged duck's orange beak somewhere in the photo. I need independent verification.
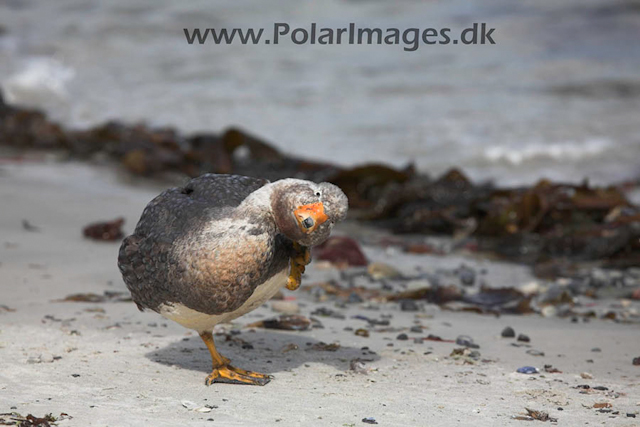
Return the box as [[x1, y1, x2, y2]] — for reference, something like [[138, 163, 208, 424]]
[[294, 202, 329, 234]]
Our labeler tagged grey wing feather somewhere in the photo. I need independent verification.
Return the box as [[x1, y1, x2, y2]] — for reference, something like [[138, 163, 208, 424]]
[[118, 174, 269, 311]]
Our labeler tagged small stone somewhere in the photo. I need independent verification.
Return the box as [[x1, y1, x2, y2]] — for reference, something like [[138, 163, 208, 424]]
[[270, 301, 300, 315], [362, 417, 378, 424], [516, 366, 538, 374], [459, 266, 476, 286], [591, 347, 601, 352], [346, 292, 364, 304], [367, 262, 402, 280], [627, 413, 636, 418], [456, 335, 479, 349], [501, 327, 515, 338], [517, 334, 530, 343], [580, 372, 593, 379], [396, 333, 409, 341], [593, 386, 608, 391], [399, 300, 419, 312], [410, 326, 423, 333], [526, 349, 545, 357], [633, 357, 640, 366]]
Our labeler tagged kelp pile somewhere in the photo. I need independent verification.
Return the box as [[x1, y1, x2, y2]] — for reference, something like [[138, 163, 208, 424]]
[[1, 91, 638, 276]]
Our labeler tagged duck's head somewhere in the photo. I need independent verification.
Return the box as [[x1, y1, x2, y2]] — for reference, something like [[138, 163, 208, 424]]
[[271, 179, 348, 247]]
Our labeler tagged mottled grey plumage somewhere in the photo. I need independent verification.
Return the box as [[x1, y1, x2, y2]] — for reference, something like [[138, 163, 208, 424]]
[[118, 173, 348, 321]]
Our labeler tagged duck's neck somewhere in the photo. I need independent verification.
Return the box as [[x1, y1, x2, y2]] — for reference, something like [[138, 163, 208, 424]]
[[233, 181, 278, 227]]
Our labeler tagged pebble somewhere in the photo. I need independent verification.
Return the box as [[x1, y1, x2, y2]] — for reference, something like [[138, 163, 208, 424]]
[[517, 334, 530, 343], [633, 357, 640, 366], [347, 293, 364, 304], [459, 266, 476, 286], [400, 300, 419, 312], [526, 349, 545, 357], [455, 335, 480, 349], [409, 326, 423, 333], [362, 417, 378, 424], [591, 347, 601, 352], [516, 366, 539, 374], [580, 372, 593, 379], [501, 327, 515, 338], [270, 301, 300, 315], [367, 262, 402, 280], [396, 333, 409, 341]]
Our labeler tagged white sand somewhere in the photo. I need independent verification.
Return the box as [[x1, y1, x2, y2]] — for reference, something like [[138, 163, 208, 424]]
[[0, 161, 638, 426]]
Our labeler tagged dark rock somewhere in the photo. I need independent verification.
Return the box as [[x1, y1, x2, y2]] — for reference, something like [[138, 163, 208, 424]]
[[396, 333, 409, 341], [409, 326, 423, 333], [501, 326, 516, 338], [517, 334, 530, 342], [633, 356, 640, 366], [362, 417, 378, 425], [459, 265, 476, 286], [399, 299, 419, 312], [455, 335, 479, 349]]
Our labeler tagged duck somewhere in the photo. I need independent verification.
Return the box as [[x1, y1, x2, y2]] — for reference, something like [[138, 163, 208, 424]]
[[118, 174, 348, 385]]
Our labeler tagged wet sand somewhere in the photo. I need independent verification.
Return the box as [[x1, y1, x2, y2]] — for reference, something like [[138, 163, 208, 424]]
[[0, 161, 639, 426]]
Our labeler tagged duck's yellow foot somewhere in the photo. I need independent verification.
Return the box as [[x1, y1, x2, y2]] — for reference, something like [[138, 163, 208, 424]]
[[205, 365, 272, 386]]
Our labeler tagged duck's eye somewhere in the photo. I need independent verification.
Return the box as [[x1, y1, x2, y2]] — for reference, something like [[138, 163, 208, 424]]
[[315, 192, 321, 197], [302, 217, 315, 229]]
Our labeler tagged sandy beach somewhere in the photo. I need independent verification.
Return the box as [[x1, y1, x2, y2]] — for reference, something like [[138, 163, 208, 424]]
[[1, 160, 638, 426]]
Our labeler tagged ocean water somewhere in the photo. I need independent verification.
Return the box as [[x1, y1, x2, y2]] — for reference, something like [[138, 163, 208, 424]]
[[1, 0, 639, 186]]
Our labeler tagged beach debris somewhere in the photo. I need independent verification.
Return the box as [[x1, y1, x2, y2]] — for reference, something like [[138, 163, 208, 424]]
[[21, 219, 40, 232], [313, 236, 367, 267], [455, 335, 479, 349], [0, 412, 62, 427], [0, 305, 16, 313], [396, 333, 409, 341], [593, 402, 612, 409], [82, 217, 125, 241], [516, 366, 539, 374], [501, 326, 516, 338], [181, 401, 216, 413], [311, 307, 346, 319], [55, 291, 132, 303], [449, 347, 481, 361], [355, 329, 370, 338], [517, 334, 530, 343], [580, 372, 594, 379], [512, 408, 557, 422], [633, 357, 640, 366], [361, 417, 378, 424], [424, 334, 455, 343], [309, 342, 340, 352], [247, 314, 311, 331], [280, 343, 299, 353], [543, 364, 562, 373], [349, 359, 368, 375]]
